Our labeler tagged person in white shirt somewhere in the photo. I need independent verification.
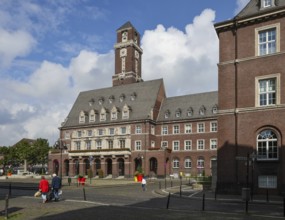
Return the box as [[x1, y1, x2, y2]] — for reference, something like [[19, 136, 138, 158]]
[[141, 178, 147, 191]]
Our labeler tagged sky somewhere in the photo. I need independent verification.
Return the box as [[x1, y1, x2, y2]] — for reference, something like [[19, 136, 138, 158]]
[[0, 0, 250, 147]]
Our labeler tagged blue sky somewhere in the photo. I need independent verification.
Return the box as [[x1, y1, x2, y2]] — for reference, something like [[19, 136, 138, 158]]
[[0, 0, 250, 146]]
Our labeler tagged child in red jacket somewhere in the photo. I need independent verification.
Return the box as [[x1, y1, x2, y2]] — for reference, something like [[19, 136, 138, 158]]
[[39, 176, 49, 203]]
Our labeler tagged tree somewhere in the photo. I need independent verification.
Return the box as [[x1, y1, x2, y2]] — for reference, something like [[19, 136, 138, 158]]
[[32, 138, 50, 174]]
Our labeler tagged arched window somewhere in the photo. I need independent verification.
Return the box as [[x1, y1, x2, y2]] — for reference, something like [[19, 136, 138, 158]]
[[184, 158, 192, 168], [257, 129, 278, 160], [172, 158, 179, 168]]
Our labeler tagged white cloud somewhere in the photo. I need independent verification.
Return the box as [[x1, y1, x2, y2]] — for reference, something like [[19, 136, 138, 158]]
[[0, 28, 36, 67], [235, 0, 250, 15], [142, 9, 218, 96]]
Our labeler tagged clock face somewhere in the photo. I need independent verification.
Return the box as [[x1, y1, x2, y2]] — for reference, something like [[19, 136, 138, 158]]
[[122, 31, 128, 42], [120, 48, 127, 57]]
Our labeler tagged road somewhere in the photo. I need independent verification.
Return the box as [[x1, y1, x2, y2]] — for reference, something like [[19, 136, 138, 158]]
[[0, 179, 284, 219]]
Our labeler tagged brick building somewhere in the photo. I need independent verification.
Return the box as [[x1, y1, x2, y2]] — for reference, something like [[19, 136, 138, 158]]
[[48, 22, 218, 179], [215, 0, 285, 194]]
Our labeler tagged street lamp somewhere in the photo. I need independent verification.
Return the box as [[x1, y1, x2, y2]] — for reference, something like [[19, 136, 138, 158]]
[[54, 140, 67, 179]]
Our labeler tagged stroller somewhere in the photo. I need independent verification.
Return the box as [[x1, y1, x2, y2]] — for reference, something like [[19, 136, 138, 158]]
[[48, 189, 55, 201]]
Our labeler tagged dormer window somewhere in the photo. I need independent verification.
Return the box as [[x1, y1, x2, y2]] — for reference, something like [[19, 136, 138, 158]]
[[98, 97, 104, 105], [122, 104, 131, 119], [109, 95, 114, 104], [187, 107, 193, 117], [119, 94, 125, 102], [199, 106, 206, 116], [130, 92, 137, 101], [111, 106, 119, 120], [164, 110, 170, 119], [89, 98, 95, 106], [212, 105, 218, 114], [79, 111, 86, 123], [263, 0, 273, 8], [100, 108, 107, 121], [175, 109, 181, 118], [89, 109, 96, 122]]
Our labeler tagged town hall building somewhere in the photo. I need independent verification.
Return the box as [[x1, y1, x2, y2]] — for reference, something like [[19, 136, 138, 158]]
[[49, 0, 285, 194]]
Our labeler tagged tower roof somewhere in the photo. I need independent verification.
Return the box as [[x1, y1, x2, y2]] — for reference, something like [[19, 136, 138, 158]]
[[117, 21, 137, 32]]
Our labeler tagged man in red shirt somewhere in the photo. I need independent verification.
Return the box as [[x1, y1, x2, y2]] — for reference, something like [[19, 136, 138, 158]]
[[39, 176, 49, 203]]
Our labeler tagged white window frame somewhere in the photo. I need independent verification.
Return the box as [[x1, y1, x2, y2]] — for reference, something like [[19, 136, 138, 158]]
[[86, 140, 91, 150], [119, 139, 125, 148], [173, 159, 179, 168], [135, 141, 141, 151], [210, 121, 218, 132], [109, 128, 115, 135], [197, 158, 204, 169], [96, 140, 102, 149], [210, 139, 217, 150], [197, 139, 205, 150], [257, 129, 278, 160], [75, 141, 81, 150], [197, 123, 205, 133], [136, 125, 142, 134], [184, 140, 192, 151], [162, 126, 168, 135], [151, 125, 155, 135], [185, 124, 192, 133], [108, 140, 113, 149], [98, 129, 104, 136], [173, 125, 180, 134], [184, 158, 192, 168], [255, 23, 280, 56], [161, 141, 168, 149], [173, 141, 180, 151], [77, 131, 82, 138]]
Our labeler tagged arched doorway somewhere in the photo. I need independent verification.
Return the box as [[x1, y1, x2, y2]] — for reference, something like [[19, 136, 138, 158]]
[[64, 159, 69, 176], [106, 158, 112, 175], [84, 159, 90, 175], [53, 160, 59, 175], [118, 158, 124, 176], [149, 157, 158, 174], [134, 158, 142, 172]]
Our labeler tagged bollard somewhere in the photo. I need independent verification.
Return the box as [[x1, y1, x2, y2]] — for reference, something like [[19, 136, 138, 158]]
[[266, 189, 269, 202], [245, 199, 248, 213], [166, 192, 170, 209], [83, 187, 86, 201], [180, 185, 182, 197], [165, 178, 167, 189], [202, 193, 205, 211], [171, 180, 173, 187], [159, 181, 161, 189], [8, 183, 11, 196], [68, 177, 71, 186], [214, 190, 217, 200], [5, 194, 9, 219]]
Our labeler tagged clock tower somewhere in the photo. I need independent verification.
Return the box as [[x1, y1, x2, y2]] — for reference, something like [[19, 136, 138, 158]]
[[113, 21, 143, 86]]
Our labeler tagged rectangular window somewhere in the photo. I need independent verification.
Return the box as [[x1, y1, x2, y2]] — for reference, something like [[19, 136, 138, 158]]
[[109, 128, 115, 135], [197, 123, 205, 133], [89, 114, 95, 122], [121, 127, 126, 134], [256, 24, 280, 57], [210, 121, 218, 132], [259, 78, 276, 106], [263, 0, 272, 7], [136, 125, 142, 134], [173, 141, 180, 151], [64, 132, 70, 139], [120, 140, 125, 148], [197, 139, 205, 150], [173, 160, 179, 168], [86, 141, 91, 150], [151, 141, 155, 148], [98, 129, 104, 136], [162, 126, 168, 135], [258, 176, 277, 189], [135, 141, 141, 151], [173, 125, 180, 134], [77, 131, 82, 138], [96, 140, 102, 149], [161, 141, 168, 149], [108, 140, 113, 149], [76, 141, 81, 150], [210, 139, 217, 150], [151, 125, 155, 135], [185, 124, 192, 133], [184, 140, 192, 151], [111, 112, 117, 120], [122, 110, 129, 119], [87, 130, 93, 137], [100, 113, 106, 121]]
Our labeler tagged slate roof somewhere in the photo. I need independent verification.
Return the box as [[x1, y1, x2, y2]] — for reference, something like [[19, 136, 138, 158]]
[[62, 79, 164, 128], [117, 21, 137, 32], [157, 91, 218, 122], [236, 0, 285, 19]]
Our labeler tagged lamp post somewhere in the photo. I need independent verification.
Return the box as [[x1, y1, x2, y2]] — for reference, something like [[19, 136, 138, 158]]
[[54, 140, 67, 179], [251, 151, 256, 200]]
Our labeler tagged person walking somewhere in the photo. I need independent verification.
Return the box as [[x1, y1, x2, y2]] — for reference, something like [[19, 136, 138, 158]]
[[51, 173, 61, 201], [141, 177, 147, 191], [39, 176, 49, 203]]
